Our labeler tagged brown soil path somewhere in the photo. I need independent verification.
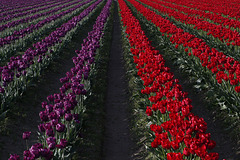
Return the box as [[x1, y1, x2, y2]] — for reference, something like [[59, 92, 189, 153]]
[[102, 1, 134, 159]]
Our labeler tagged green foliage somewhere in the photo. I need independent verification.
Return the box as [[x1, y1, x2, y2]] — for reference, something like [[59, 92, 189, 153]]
[[118, 3, 150, 158]]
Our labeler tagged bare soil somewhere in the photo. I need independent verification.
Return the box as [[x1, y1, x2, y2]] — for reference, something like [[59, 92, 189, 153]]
[[102, 2, 135, 159]]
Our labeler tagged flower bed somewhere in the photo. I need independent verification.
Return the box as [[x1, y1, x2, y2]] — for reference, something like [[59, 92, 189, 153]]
[[137, 0, 240, 59], [123, 0, 240, 133], [0, 0, 104, 118], [0, 0, 91, 62], [0, 0, 70, 23], [8, 0, 113, 159], [118, 0, 222, 159]]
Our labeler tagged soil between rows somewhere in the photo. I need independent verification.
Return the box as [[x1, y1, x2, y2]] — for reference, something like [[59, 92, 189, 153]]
[[102, 1, 135, 159], [166, 61, 240, 160]]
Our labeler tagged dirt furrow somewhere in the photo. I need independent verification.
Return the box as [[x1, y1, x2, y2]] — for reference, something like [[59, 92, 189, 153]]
[[102, 2, 134, 159]]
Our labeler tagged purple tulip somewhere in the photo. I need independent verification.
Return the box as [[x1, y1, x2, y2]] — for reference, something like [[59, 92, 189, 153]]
[[6, 0, 113, 159], [74, 88, 82, 95], [60, 77, 68, 83], [58, 101, 64, 108], [39, 148, 48, 157], [73, 114, 79, 121], [16, 73, 21, 78], [45, 105, 53, 113], [22, 70, 27, 75], [64, 102, 72, 111], [8, 154, 20, 160], [33, 143, 43, 149], [37, 56, 42, 63], [64, 113, 73, 121], [44, 122, 53, 130], [70, 97, 77, 106], [39, 111, 48, 122], [50, 119, 58, 126], [78, 84, 84, 89], [53, 103, 61, 109], [22, 131, 31, 140], [41, 101, 48, 108], [54, 99, 61, 103], [73, 114, 80, 123], [56, 123, 65, 132], [29, 145, 40, 158], [45, 129, 54, 137], [23, 150, 34, 160], [38, 124, 45, 132], [48, 142, 56, 150], [55, 108, 64, 117], [47, 136, 56, 142], [47, 95, 54, 102], [53, 93, 59, 99], [56, 139, 68, 149], [81, 89, 87, 95], [44, 149, 53, 160], [60, 86, 67, 93], [48, 111, 57, 120], [46, 137, 56, 150]]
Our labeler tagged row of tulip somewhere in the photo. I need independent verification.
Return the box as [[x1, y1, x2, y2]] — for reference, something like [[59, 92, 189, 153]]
[[0, 0, 56, 14], [0, 0, 103, 117], [0, 0, 88, 52], [139, 0, 240, 58], [0, 0, 83, 33], [0, 0, 67, 23], [0, 0, 84, 39], [8, 0, 112, 159], [126, 0, 240, 116], [160, 0, 240, 20], [127, 0, 240, 138], [118, 0, 220, 159], [152, 0, 240, 31], [0, 0, 93, 63]]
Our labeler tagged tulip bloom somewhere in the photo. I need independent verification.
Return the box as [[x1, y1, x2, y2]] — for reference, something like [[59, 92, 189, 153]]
[[22, 131, 31, 140]]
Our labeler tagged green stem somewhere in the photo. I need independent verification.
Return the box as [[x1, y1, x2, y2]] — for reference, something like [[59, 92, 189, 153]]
[[26, 139, 29, 150]]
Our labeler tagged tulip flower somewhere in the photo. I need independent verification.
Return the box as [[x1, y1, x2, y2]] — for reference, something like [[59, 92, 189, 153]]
[[56, 123, 66, 132], [22, 131, 31, 140], [8, 154, 20, 160]]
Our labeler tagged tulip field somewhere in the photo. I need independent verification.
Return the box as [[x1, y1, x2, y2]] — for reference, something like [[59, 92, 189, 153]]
[[1, 0, 240, 159]]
